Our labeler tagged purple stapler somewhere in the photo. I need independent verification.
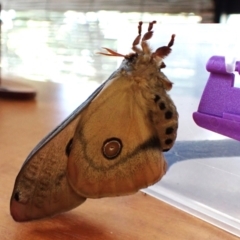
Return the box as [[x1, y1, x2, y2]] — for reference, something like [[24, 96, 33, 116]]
[[193, 56, 240, 141]]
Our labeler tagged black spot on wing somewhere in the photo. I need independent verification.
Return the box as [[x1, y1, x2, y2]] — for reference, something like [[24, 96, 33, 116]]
[[66, 138, 73, 156], [154, 95, 161, 102], [165, 127, 174, 135], [14, 192, 20, 201], [165, 111, 173, 119], [159, 102, 166, 110]]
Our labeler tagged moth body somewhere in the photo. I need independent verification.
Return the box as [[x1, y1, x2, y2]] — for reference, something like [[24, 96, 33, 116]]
[[10, 21, 178, 221]]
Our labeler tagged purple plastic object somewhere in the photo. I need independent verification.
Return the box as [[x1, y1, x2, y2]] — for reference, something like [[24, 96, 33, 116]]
[[193, 56, 240, 141]]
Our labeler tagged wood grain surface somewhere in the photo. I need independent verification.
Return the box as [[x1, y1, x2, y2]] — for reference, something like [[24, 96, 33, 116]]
[[0, 78, 239, 240]]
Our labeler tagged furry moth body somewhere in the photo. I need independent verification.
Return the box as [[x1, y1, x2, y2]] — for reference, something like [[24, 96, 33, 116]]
[[10, 21, 178, 221]]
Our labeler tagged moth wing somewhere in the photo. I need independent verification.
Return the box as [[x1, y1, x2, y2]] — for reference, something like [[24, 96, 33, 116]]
[[10, 78, 112, 222], [67, 76, 167, 198]]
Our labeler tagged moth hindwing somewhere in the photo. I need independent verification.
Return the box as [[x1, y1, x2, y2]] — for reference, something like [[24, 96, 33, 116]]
[[10, 21, 178, 222]]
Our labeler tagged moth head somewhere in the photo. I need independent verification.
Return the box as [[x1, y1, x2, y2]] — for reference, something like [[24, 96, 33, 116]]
[[97, 21, 175, 90], [130, 21, 175, 60]]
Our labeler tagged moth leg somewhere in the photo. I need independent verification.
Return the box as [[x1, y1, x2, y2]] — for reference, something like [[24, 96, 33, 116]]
[[152, 34, 175, 59]]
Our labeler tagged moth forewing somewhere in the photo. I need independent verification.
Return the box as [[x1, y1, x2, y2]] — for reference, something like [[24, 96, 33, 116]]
[[10, 115, 87, 222], [9, 68, 118, 222]]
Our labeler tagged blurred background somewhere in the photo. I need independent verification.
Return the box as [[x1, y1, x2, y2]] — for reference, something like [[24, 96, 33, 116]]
[[1, 0, 240, 85], [1, 1, 240, 235]]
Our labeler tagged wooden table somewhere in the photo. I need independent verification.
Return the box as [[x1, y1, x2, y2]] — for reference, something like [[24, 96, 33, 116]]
[[0, 79, 239, 240]]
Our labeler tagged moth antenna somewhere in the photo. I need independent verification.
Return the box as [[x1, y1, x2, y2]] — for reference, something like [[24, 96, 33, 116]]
[[148, 20, 157, 32], [167, 34, 175, 48], [142, 31, 153, 42], [138, 21, 143, 35], [132, 21, 143, 52], [152, 34, 175, 58], [133, 35, 141, 47], [97, 47, 125, 57], [142, 20, 156, 41]]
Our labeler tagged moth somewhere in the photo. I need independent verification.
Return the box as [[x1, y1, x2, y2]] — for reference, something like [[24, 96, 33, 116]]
[[10, 21, 178, 221]]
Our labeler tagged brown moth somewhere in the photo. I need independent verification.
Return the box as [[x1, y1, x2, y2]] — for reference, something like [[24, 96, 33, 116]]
[[10, 21, 178, 221]]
